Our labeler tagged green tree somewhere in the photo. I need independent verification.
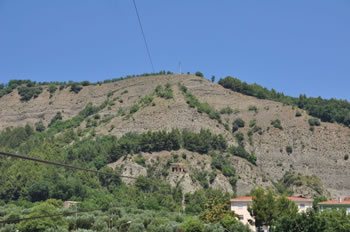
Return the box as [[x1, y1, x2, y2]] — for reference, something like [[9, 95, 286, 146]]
[[18, 200, 67, 232], [181, 218, 204, 232], [248, 188, 277, 232]]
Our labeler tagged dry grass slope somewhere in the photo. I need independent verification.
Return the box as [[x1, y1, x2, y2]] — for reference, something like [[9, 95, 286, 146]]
[[1, 74, 349, 196]]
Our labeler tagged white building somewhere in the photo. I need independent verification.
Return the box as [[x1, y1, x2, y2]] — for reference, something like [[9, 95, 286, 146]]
[[318, 196, 350, 214], [230, 196, 313, 231]]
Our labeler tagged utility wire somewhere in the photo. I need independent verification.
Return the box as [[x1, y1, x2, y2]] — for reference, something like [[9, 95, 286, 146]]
[[132, 0, 155, 72], [0, 151, 136, 179]]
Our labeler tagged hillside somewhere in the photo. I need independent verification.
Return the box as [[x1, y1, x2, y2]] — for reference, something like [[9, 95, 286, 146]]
[[0, 74, 349, 198]]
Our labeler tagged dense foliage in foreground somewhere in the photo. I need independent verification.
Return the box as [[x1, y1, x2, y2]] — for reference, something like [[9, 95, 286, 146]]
[[219, 76, 350, 127], [0, 117, 249, 231], [249, 188, 350, 232]]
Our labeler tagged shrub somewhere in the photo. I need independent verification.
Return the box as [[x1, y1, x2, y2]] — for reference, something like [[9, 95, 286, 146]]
[[48, 84, 57, 94], [17, 86, 43, 101], [79, 103, 100, 118], [295, 111, 302, 117], [181, 218, 204, 232], [248, 105, 258, 113], [219, 107, 233, 115], [234, 132, 244, 147], [228, 146, 257, 165], [286, 146, 293, 154], [308, 118, 321, 126], [70, 83, 83, 93], [249, 119, 256, 128], [35, 120, 46, 132], [271, 119, 283, 130], [195, 72, 204, 77], [49, 112, 63, 126], [344, 154, 349, 161], [134, 154, 146, 167], [129, 104, 140, 114], [192, 171, 209, 189], [155, 84, 173, 99], [81, 81, 90, 86], [232, 118, 245, 133]]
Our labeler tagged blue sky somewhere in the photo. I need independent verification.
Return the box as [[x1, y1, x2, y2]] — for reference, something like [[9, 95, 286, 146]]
[[0, 0, 349, 100]]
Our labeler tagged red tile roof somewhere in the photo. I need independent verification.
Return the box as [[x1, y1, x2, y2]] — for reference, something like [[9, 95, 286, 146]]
[[287, 196, 313, 202], [319, 200, 350, 205], [231, 196, 253, 202], [231, 196, 312, 202]]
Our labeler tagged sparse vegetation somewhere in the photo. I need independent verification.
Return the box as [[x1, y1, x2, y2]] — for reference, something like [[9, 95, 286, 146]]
[[286, 146, 293, 154], [155, 83, 173, 99], [308, 118, 321, 126], [234, 132, 245, 147], [271, 119, 283, 130], [232, 118, 245, 132], [48, 84, 57, 94], [49, 112, 63, 126], [210, 153, 237, 189], [69, 83, 83, 93], [220, 106, 234, 115], [18, 86, 43, 101], [228, 145, 257, 165], [248, 105, 258, 113], [34, 120, 46, 132], [180, 84, 221, 123], [219, 76, 350, 127]]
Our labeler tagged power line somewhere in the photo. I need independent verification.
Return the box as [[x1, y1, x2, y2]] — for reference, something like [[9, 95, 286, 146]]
[[0, 151, 136, 180], [132, 0, 155, 72]]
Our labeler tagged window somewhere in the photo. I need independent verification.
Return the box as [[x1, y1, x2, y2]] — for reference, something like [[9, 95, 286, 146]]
[[238, 215, 244, 220]]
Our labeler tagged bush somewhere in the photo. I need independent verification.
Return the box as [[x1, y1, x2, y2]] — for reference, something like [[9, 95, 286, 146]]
[[35, 120, 46, 132], [129, 104, 140, 114], [271, 119, 283, 130], [195, 72, 204, 77], [234, 132, 244, 147], [49, 112, 63, 126], [18, 86, 43, 101], [344, 154, 349, 161], [181, 218, 204, 232], [228, 146, 257, 165], [155, 84, 173, 99], [286, 146, 293, 154], [308, 118, 321, 126], [219, 107, 233, 115], [48, 84, 57, 94], [295, 111, 302, 117], [232, 118, 245, 133], [248, 105, 258, 113], [70, 83, 83, 93]]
